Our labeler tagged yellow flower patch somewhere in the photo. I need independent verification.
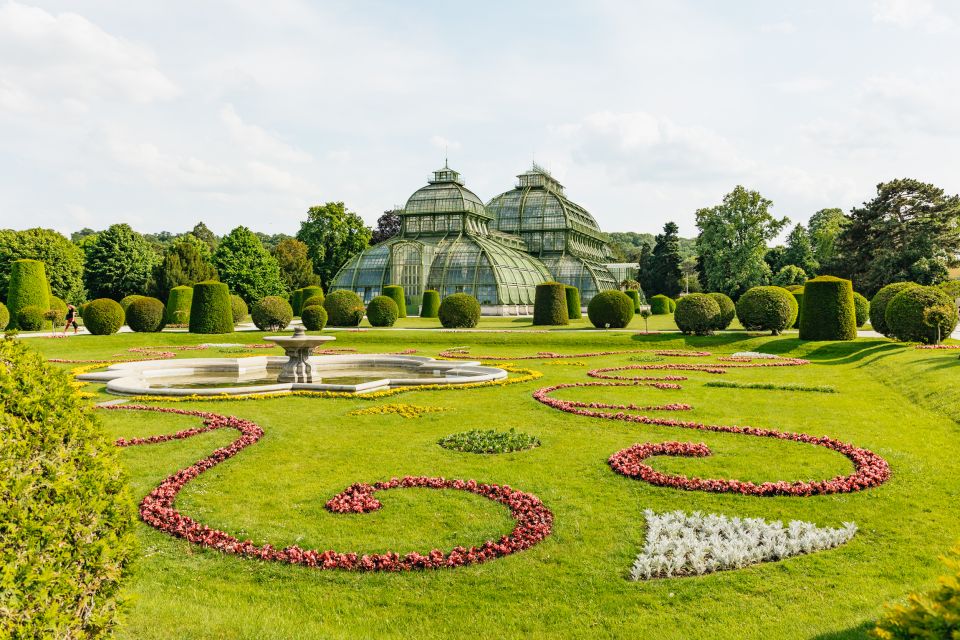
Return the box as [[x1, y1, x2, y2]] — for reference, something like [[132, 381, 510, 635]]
[[348, 403, 445, 419]]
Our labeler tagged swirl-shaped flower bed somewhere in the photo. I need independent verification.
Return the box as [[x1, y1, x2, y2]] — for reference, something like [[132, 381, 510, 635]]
[[587, 357, 810, 379], [438, 348, 712, 361]]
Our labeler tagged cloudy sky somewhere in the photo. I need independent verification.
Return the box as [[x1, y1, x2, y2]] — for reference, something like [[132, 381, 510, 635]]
[[1, 0, 958, 238]]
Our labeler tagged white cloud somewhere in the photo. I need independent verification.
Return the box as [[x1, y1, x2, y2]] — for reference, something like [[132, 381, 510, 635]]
[[772, 76, 832, 94], [220, 104, 312, 163], [872, 0, 954, 33], [760, 21, 796, 34], [430, 135, 462, 153]]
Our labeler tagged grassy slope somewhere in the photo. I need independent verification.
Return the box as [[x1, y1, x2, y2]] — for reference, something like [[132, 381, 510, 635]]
[[25, 329, 960, 640]]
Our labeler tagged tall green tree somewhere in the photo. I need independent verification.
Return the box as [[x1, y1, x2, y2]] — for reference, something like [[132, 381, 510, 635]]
[[212, 226, 286, 304], [695, 186, 789, 298], [296, 202, 372, 290], [371, 210, 401, 245], [637, 242, 654, 289], [152, 234, 218, 297], [780, 224, 818, 276], [82, 224, 158, 300], [647, 221, 683, 297], [0, 228, 85, 303], [808, 208, 849, 270], [272, 238, 318, 290], [191, 222, 219, 253], [835, 178, 960, 296]]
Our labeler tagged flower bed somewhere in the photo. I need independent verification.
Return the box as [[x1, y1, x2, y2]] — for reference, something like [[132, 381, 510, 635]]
[[438, 429, 541, 454], [438, 347, 712, 361], [704, 380, 836, 393], [348, 403, 444, 419]]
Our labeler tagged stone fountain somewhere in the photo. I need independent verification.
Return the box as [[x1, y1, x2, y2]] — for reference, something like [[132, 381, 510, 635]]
[[262, 326, 335, 383]]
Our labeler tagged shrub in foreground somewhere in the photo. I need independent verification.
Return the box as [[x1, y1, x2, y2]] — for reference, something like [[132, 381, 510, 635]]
[[250, 296, 293, 331], [565, 286, 582, 319], [126, 296, 166, 333], [674, 293, 721, 335], [853, 292, 870, 328], [873, 543, 960, 639], [707, 292, 736, 330], [420, 290, 440, 318], [736, 286, 797, 335], [189, 281, 234, 334], [939, 280, 960, 299], [366, 295, 399, 327], [83, 298, 125, 335], [7, 259, 50, 330], [587, 290, 634, 328], [16, 305, 46, 331], [230, 294, 248, 325], [324, 290, 365, 327], [870, 282, 917, 337], [438, 293, 481, 328], [382, 285, 407, 318], [799, 276, 857, 341], [649, 294, 671, 315], [164, 286, 193, 325], [886, 285, 958, 344], [0, 301, 8, 330], [533, 282, 569, 326], [300, 304, 328, 331]]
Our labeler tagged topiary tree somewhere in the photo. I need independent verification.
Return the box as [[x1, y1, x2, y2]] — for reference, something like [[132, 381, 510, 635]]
[[366, 295, 399, 327], [707, 292, 736, 330], [649, 294, 671, 315], [791, 289, 804, 328], [799, 276, 857, 341], [420, 290, 440, 318], [533, 282, 569, 326], [229, 294, 248, 325], [565, 286, 582, 320], [301, 304, 328, 331], [126, 296, 165, 333], [290, 288, 304, 316], [870, 282, 918, 337], [0, 228, 85, 304], [736, 286, 798, 335], [624, 289, 642, 313], [119, 294, 145, 314], [587, 290, 635, 329], [189, 281, 234, 334], [0, 339, 136, 638], [297, 286, 324, 315], [323, 290, 364, 327], [7, 259, 50, 330], [886, 285, 959, 344], [250, 296, 293, 331], [382, 285, 407, 318], [853, 292, 870, 328], [17, 305, 46, 331], [302, 295, 325, 310], [83, 298, 125, 335], [0, 301, 8, 330], [164, 286, 193, 325], [674, 293, 721, 335], [438, 293, 480, 328], [47, 296, 67, 328], [668, 298, 677, 313]]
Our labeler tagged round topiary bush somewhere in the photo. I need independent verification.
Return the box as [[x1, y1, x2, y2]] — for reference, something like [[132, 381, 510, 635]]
[[420, 290, 440, 318], [382, 285, 407, 318], [853, 292, 870, 328], [707, 292, 736, 330], [939, 280, 960, 299], [7, 259, 50, 330], [649, 294, 671, 315], [587, 289, 635, 329], [83, 298, 125, 335], [16, 305, 46, 331], [668, 297, 677, 313], [301, 304, 328, 331], [886, 285, 959, 344], [785, 284, 804, 292], [230, 294, 248, 325], [250, 296, 293, 331], [126, 296, 165, 332], [0, 338, 136, 638], [533, 282, 569, 326], [164, 285, 193, 325], [565, 286, 582, 320], [799, 276, 857, 341], [189, 281, 234, 334], [0, 301, 8, 330], [302, 295, 325, 310], [297, 286, 324, 316], [438, 293, 481, 328], [736, 286, 798, 335], [674, 293, 721, 335], [870, 282, 917, 337], [366, 295, 399, 327], [119, 295, 145, 314], [324, 289, 365, 327]]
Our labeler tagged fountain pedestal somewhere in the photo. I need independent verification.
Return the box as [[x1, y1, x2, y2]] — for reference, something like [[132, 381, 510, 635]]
[[263, 326, 335, 383]]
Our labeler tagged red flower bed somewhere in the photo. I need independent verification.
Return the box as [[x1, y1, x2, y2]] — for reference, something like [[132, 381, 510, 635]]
[[104, 405, 552, 571], [587, 357, 810, 380], [438, 347, 712, 361]]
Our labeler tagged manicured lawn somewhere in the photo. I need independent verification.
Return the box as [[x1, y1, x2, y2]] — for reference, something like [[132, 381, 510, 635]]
[[25, 329, 960, 639]]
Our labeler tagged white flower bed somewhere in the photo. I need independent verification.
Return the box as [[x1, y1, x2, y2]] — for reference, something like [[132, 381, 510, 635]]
[[630, 510, 856, 580], [731, 351, 779, 359]]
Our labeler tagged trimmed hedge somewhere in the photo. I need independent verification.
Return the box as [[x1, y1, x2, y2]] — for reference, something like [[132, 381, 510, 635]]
[[119, 295, 145, 314], [324, 290, 365, 327], [870, 282, 917, 337], [649, 294, 671, 315], [250, 296, 293, 331], [420, 290, 440, 318], [799, 276, 857, 341], [7, 259, 50, 330], [791, 289, 804, 328], [707, 292, 736, 330], [587, 290, 635, 329], [383, 285, 407, 318], [301, 304, 328, 331], [785, 284, 804, 292], [533, 282, 569, 326], [0, 339, 136, 638], [624, 289, 642, 313], [230, 294, 248, 325], [938, 280, 960, 298], [367, 295, 399, 327], [886, 285, 959, 344], [164, 286, 193, 325], [565, 286, 582, 319], [675, 293, 721, 335], [438, 293, 481, 328], [126, 296, 166, 333], [17, 305, 46, 331], [290, 289, 304, 316], [189, 281, 234, 334], [668, 297, 677, 313], [0, 301, 8, 330], [298, 286, 324, 316], [853, 292, 870, 328], [736, 286, 798, 335], [83, 298, 125, 335]]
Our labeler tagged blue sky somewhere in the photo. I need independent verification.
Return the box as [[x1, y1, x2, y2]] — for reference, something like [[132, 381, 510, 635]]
[[1, 0, 958, 238]]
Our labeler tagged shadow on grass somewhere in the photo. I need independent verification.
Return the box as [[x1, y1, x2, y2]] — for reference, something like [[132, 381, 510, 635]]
[[800, 341, 906, 365], [810, 619, 875, 639]]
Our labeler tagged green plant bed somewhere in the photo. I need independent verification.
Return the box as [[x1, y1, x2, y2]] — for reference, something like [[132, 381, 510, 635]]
[[437, 428, 540, 454], [704, 380, 837, 393]]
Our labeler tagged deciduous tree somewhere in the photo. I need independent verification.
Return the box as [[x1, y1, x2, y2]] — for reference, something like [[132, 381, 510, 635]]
[[212, 227, 286, 304], [296, 202, 372, 290], [0, 228, 85, 303], [82, 224, 158, 300]]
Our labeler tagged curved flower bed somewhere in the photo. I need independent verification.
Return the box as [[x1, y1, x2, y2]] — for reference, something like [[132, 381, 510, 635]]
[[438, 347, 712, 361], [587, 358, 810, 380], [104, 405, 553, 571]]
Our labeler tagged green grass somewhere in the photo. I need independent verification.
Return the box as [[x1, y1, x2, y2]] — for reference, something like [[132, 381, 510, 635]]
[[23, 328, 960, 639], [704, 380, 838, 393]]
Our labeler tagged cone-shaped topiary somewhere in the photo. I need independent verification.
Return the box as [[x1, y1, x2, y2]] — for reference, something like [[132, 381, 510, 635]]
[[297, 286, 323, 315], [799, 276, 857, 341], [438, 293, 481, 328], [250, 296, 293, 331], [290, 288, 304, 316], [707, 292, 736, 330], [367, 295, 399, 327], [189, 281, 234, 334], [83, 298, 125, 335], [301, 304, 327, 331], [565, 286, 582, 320], [870, 282, 917, 337], [533, 282, 569, 326], [649, 294, 671, 315], [126, 296, 166, 332], [420, 290, 440, 318], [624, 289, 642, 313], [886, 285, 958, 344], [0, 301, 8, 330], [382, 285, 407, 318], [17, 305, 46, 331], [736, 286, 798, 335], [324, 289, 365, 327], [7, 259, 50, 330], [164, 286, 193, 325], [588, 290, 635, 328], [230, 294, 248, 325], [791, 289, 804, 328], [853, 292, 870, 328], [675, 293, 721, 335]]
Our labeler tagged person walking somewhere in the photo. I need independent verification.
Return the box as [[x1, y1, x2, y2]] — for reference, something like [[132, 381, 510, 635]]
[[64, 304, 79, 334]]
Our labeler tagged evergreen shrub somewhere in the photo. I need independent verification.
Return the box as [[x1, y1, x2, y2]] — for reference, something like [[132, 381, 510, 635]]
[[298, 286, 324, 315], [367, 295, 399, 327], [587, 290, 635, 328], [301, 304, 328, 331], [939, 280, 960, 299], [46, 296, 67, 327], [736, 286, 798, 335], [886, 285, 958, 344], [853, 292, 870, 328], [250, 296, 293, 331], [870, 282, 917, 337], [324, 290, 365, 327], [302, 295, 324, 310], [189, 281, 234, 334], [164, 286, 193, 325], [565, 286, 582, 319], [290, 288, 304, 316], [420, 290, 441, 318], [83, 298, 125, 335], [7, 259, 50, 330], [624, 289, 642, 313], [0, 301, 8, 330], [707, 292, 736, 330], [799, 276, 857, 341], [791, 289, 804, 328], [383, 285, 407, 318], [668, 298, 677, 313], [126, 296, 165, 333], [649, 294, 671, 315], [119, 295, 144, 313], [438, 293, 481, 328], [533, 282, 569, 326], [674, 293, 721, 335], [230, 294, 248, 325], [17, 305, 46, 331]]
